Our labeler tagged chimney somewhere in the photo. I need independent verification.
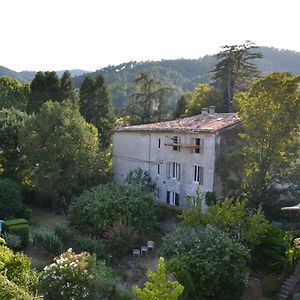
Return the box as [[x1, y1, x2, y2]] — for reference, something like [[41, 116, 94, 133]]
[[209, 106, 216, 115], [202, 107, 208, 114]]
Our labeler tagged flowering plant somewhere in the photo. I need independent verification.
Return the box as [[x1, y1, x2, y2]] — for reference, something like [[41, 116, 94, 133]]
[[39, 249, 115, 300]]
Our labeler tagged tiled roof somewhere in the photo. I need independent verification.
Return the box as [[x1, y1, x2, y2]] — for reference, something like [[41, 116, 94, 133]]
[[115, 113, 242, 133]]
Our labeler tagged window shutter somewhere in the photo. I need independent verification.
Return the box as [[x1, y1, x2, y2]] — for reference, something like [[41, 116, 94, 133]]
[[166, 162, 170, 179], [175, 193, 179, 206], [200, 139, 204, 154], [177, 163, 181, 181], [167, 191, 170, 204]]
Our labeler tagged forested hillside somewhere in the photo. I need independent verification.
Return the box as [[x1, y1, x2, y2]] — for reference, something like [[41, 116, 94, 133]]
[[1, 47, 300, 108]]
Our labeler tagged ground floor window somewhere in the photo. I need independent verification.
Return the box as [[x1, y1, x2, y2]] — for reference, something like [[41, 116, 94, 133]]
[[167, 191, 179, 206]]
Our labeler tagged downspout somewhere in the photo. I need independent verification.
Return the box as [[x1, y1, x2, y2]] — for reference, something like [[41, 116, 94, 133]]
[[148, 133, 151, 173]]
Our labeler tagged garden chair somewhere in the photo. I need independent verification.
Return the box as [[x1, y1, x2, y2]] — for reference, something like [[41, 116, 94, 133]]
[[147, 240, 155, 251]]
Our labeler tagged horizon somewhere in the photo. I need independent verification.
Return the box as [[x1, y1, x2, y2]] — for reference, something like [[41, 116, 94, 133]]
[[1, 0, 300, 72]]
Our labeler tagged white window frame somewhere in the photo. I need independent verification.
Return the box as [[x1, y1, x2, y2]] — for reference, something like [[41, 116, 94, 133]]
[[193, 165, 204, 184], [167, 191, 179, 206], [167, 162, 181, 180]]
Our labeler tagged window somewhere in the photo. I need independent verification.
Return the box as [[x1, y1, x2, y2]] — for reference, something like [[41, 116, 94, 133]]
[[192, 138, 203, 154], [167, 191, 179, 206], [172, 136, 181, 151], [167, 162, 181, 180], [193, 166, 204, 184], [158, 138, 161, 148], [157, 164, 160, 175]]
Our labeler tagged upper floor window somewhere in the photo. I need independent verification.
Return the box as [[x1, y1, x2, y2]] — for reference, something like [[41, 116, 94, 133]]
[[172, 136, 181, 151], [157, 164, 160, 175], [158, 138, 161, 148], [166, 162, 181, 181], [192, 138, 203, 154], [193, 165, 204, 185]]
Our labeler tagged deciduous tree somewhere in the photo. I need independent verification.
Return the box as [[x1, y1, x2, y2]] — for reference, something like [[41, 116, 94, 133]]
[[236, 72, 300, 206]]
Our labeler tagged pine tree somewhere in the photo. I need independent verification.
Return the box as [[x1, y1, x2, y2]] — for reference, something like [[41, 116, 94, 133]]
[[211, 41, 262, 112], [60, 71, 76, 101]]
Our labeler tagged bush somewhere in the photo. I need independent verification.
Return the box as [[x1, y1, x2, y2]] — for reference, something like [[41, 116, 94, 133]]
[[4, 219, 29, 248], [161, 225, 250, 300], [125, 167, 156, 192], [0, 274, 42, 300], [69, 183, 158, 233], [2, 232, 22, 250], [39, 249, 116, 300], [0, 178, 28, 219], [32, 227, 63, 255]]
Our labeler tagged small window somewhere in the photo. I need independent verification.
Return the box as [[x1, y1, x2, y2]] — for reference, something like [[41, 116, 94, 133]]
[[194, 138, 201, 153], [172, 136, 181, 151], [157, 164, 160, 175], [158, 138, 161, 148], [167, 191, 180, 206], [193, 166, 204, 185], [167, 162, 181, 180]]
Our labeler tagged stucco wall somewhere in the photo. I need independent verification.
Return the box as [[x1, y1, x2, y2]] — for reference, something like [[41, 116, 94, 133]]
[[113, 131, 217, 208]]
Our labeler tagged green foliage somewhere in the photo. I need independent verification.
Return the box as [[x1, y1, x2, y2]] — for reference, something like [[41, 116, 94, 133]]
[[212, 40, 262, 112], [236, 72, 300, 206], [186, 83, 223, 116], [161, 225, 250, 299], [32, 227, 63, 255], [133, 257, 184, 300], [80, 74, 114, 149], [0, 244, 31, 286], [173, 93, 192, 118], [252, 226, 295, 273], [203, 198, 269, 249], [39, 249, 116, 300], [0, 108, 29, 180], [3, 232, 22, 250], [4, 218, 29, 248], [125, 167, 156, 192], [0, 178, 27, 219], [0, 274, 42, 300], [19, 100, 106, 207], [60, 71, 77, 102], [127, 72, 174, 124], [0, 76, 30, 111], [69, 183, 158, 233]]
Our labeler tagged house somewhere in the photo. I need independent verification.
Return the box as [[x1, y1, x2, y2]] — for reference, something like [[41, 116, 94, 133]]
[[112, 107, 242, 208]]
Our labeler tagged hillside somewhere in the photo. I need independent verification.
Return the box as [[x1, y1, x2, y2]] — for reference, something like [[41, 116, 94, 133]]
[[1, 47, 300, 108]]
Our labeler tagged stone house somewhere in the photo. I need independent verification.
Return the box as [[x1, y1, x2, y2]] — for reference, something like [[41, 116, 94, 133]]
[[112, 107, 242, 208]]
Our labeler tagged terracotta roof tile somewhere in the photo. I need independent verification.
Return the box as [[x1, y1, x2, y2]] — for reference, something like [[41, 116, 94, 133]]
[[115, 113, 241, 133]]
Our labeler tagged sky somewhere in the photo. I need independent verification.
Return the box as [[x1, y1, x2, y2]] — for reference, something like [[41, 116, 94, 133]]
[[1, 0, 300, 72]]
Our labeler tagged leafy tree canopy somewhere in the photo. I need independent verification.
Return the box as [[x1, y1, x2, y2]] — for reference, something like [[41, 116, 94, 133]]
[[0, 76, 30, 111], [19, 100, 106, 207], [236, 72, 300, 205]]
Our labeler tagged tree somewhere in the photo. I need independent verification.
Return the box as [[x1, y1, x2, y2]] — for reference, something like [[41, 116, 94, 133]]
[[79, 75, 114, 148], [173, 92, 192, 118], [186, 84, 223, 116], [125, 167, 156, 193], [211, 41, 262, 112], [0, 108, 29, 180], [0, 77, 30, 111], [27, 71, 61, 113], [133, 257, 184, 300], [128, 72, 173, 124], [236, 72, 300, 206], [161, 226, 250, 300], [19, 100, 106, 207], [68, 183, 158, 233], [60, 71, 77, 102]]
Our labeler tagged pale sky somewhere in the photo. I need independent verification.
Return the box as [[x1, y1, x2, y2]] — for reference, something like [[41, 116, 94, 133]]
[[1, 0, 300, 72]]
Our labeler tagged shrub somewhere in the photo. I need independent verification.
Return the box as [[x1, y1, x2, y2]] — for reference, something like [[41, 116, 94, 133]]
[[125, 167, 156, 192], [0, 274, 42, 300], [161, 225, 250, 300], [0, 178, 28, 219], [69, 183, 158, 233], [2, 232, 22, 250], [39, 249, 116, 300], [32, 227, 63, 255], [4, 219, 29, 248]]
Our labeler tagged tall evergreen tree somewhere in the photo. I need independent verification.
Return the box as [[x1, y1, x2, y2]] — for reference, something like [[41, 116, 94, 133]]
[[60, 71, 76, 101], [211, 41, 262, 112], [27, 71, 61, 113], [79, 75, 114, 149]]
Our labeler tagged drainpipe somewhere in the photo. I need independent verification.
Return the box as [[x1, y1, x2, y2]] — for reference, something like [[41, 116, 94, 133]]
[[148, 133, 151, 173]]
